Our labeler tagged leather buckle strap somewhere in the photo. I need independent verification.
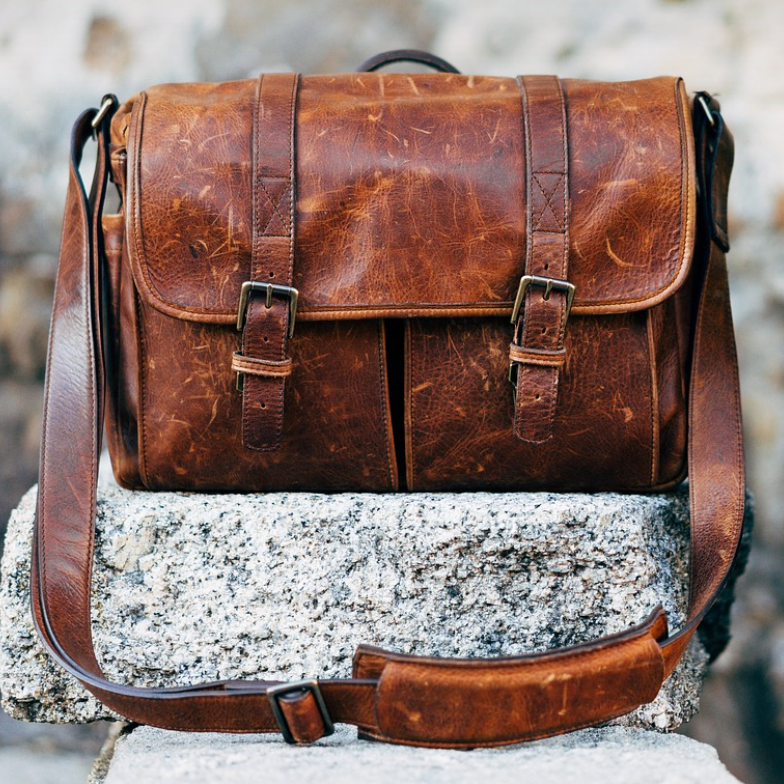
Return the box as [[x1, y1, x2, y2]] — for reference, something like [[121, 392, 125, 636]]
[[238, 72, 300, 452], [510, 76, 572, 444], [267, 680, 335, 744]]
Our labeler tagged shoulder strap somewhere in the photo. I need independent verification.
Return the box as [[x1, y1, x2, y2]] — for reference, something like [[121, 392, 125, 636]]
[[31, 91, 744, 747]]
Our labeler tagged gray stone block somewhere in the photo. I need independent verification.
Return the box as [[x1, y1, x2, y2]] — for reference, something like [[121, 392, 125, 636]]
[[1, 483, 715, 730], [91, 725, 742, 784]]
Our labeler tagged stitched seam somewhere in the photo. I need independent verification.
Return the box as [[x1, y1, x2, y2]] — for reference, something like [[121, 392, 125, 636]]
[[406, 321, 416, 490], [557, 77, 570, 275], [129, 79, 689, 318], [258, 179, 290, 236], [396, 630, 656, 672], [377, 321, 396, 490], [136, 294, 151, 488], [127, 96, 153, 490], [286, 74, 298, 287], [269, 73, 299, 448], [514, 75, 532, 439], [646, 310, 660, 487], [252, 74, 263, 270], [675, 78, 690, 323], [532, 173, 564, 231], [242, 75, 262, 451]]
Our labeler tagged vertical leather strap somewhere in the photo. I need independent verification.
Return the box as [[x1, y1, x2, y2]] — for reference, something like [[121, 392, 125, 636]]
[[511, 76, 571, 444], [239, 73, 300, 451]]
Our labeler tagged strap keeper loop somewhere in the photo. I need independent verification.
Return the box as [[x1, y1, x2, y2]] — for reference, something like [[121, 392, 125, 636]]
[[232, 352, 293, 391]]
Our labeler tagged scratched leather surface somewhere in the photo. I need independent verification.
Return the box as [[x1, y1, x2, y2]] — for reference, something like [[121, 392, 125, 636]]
[[105, 73, 694, 491], [405, 311, 685, 491], [135, 306, 397, 491], [116, 74, 694, 322]]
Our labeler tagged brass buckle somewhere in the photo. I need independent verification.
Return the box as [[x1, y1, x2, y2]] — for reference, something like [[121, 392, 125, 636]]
[[267, 680, 335, 744], [510, 275, 576, 325], [236, 281, 298, 337], [508, 275, 576, 385]]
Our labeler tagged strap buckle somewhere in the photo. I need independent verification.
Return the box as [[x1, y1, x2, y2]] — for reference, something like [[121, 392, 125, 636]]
[[236, 281, 299, 337], [267, 680, 335, 744], [509, 275, 576, 384], [510, 275, 576, 325]]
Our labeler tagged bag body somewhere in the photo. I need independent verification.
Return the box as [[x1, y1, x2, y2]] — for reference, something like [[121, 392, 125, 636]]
[[31, 52, 745, 747], [103, 74, 698, 494]]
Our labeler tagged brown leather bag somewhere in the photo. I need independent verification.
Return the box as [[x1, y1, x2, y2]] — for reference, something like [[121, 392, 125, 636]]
[[32, 50, 745, 747]]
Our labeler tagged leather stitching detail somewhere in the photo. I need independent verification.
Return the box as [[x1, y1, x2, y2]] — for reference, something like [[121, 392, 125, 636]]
[[532, 172, 565, 232], [258, 178, 291, 236]]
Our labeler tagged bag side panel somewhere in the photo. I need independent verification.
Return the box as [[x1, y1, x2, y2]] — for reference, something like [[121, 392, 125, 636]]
[[648, 300, 688, 487], [104, 218, 144, 489], [134, 306, 398, 492], [406, 313, 662, 492]]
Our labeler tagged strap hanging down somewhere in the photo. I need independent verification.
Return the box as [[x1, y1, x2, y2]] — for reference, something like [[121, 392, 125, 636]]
[[510, 76, 574, 444], [31, 93, 743, 748], [236, 73, 300, 451]]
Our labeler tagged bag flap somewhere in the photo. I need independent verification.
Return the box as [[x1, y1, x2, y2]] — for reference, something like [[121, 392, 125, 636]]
[[122, 74, 695, 324]]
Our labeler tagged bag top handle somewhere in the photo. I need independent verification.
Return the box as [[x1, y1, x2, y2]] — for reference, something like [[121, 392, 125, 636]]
[[357, 49, 461, 74]]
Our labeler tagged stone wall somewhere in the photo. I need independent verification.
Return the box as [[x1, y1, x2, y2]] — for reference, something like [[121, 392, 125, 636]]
[[1, 1, 782, 782]]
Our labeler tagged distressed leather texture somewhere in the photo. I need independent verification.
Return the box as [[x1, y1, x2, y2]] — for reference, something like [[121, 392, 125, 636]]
[[121, 75, 693, 320], [104, 72, 697, 492], [32, 57, 745, 748]]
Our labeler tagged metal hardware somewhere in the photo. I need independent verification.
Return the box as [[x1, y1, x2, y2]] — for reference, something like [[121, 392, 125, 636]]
[[509, 275, 575, 387], [91, 97, 115, 130], [267, 680, 335, 744], [697, 94, 716, 127], [510, 274, 576, 325], [236, 281, 298, 337]]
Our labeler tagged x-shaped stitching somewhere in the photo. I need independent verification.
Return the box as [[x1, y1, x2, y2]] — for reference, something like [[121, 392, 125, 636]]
[[532, 172, 564, 232], [258, 177, 291, 237]]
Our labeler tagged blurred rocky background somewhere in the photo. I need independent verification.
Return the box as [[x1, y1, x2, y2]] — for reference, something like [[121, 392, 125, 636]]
[[0, 0, 782, 782]]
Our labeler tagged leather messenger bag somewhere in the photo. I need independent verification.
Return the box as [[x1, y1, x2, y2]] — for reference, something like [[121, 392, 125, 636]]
[[33, 50, 745, 747]]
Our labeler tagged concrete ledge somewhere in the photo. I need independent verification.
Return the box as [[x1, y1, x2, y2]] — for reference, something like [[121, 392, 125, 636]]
[[92, 725, 742, 784], [0, 482, 716, 731]]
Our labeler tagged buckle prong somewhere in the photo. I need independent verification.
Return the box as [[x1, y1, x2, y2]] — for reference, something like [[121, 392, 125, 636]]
[[267, 680, 335, 744]]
